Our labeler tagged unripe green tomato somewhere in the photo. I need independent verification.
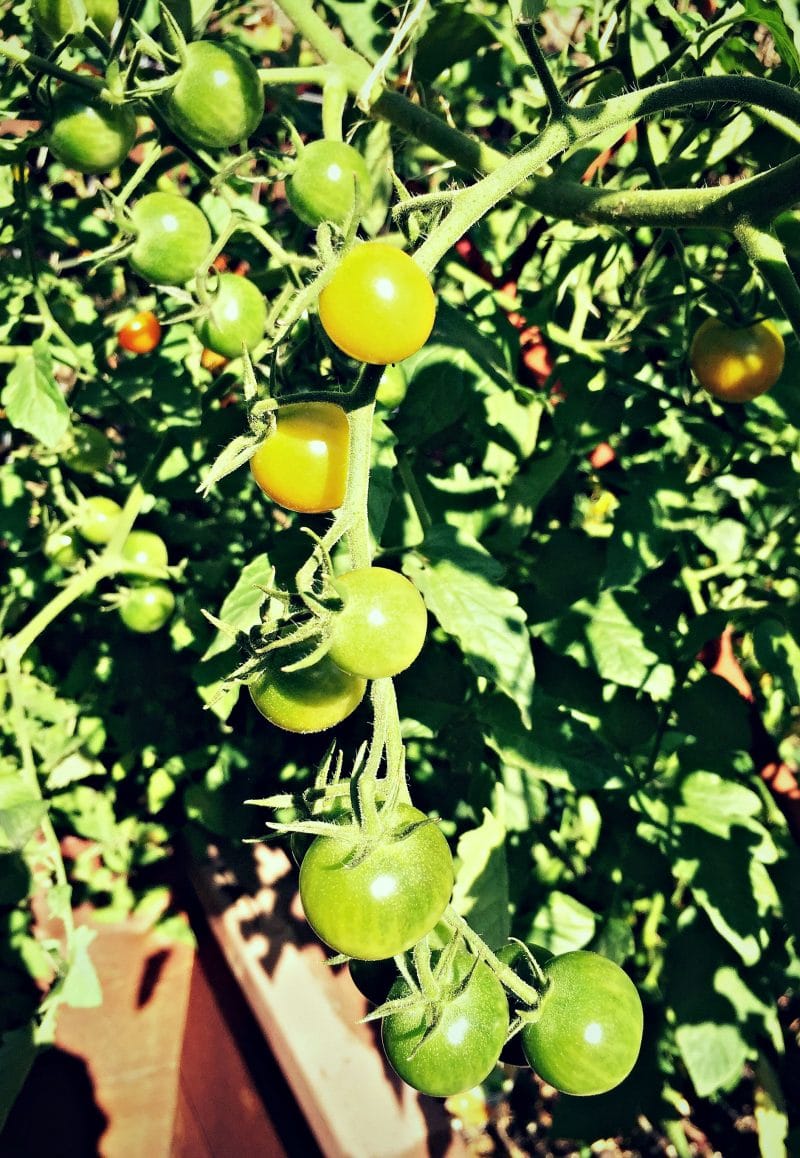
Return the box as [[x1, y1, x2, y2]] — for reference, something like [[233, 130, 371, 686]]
[[77, 496, 122, 545], [48, 90, 136, 175], [33, 0, 119, 39], [128, 193, 212, 287], [121, 530, 169, 573], [44, 529, 81, 568], [118, 584, 175, 633], [327, 567, 427, 680], [195, 273, 267, 359], [286, 139, 369, 228], [164, 41, 264, 150], [249, 649, 366, 733]]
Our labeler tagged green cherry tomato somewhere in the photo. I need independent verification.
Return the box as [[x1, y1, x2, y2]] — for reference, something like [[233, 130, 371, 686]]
[[33, 0, 119, 38], [195, 273, 267, 359], [61, 424, 113, 474], [318, 242, 436, 365], [48, 90, 136, 175], [165, 40, 264, 150], [381, 950, 509, 1097], [689, 317, 785, 403], [249, 648, 366, 733], [348, 957, 399, 1007], [327, 567, 427, 680], [521, 951, 644, 1096], [121, 530, 169, 573], [128, 193, 212, 287], [298, 803, 454, 960], [77, 496, 122, 545], [250, 402, 349, 514], [286, 139, 369, 228], [118, 584, 175, 633], [44, 529, 81, 568]]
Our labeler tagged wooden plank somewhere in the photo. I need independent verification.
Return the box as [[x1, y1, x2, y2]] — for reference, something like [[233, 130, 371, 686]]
[[189, 843, 468, 1158]]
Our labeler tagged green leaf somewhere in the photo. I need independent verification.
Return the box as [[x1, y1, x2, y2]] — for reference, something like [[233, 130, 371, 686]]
[[201, 554, 275, 662], [451, 790, 509, 950], [581, 589, 673, 697], [405, 526, 535, 726], [741, 0, 800, 76], [0, 775, 46, 852], [675, 1021, 747, 1099], [1, 342, 70, 448], [59, 925, 102, 1009], [753, 618, 800, 705], [0, 1025, 38, 1133], [413, 3, 495, 84], [525, 890, 596, 955]]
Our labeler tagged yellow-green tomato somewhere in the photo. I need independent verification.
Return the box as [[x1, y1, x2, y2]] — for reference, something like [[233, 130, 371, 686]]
[[327, 567, 427, 680], [33, 0, 118, 39], [195, 273, 267, 359], [249, 649, 366, 733]]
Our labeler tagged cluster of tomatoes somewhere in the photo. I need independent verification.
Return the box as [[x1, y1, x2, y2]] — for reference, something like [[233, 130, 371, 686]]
[[31, 2, 653, 1105]]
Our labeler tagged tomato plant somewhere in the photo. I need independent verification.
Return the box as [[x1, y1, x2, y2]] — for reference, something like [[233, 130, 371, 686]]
[[120, 530, 169, 572], [286, 139, 369, 228], [250, 402, 349, 513], [689, 317, 785, 403], [118, 584, 175, 633], [32, 0, 118, 38], [298, 803, 454, 959], [327, 567, 427, 679], [61, 424, 113, 474], [520, 951, 644, 1096], [76, 496, 122, 545], [195, 273, 267, 358], [381, 950, 509, 1097], [117, 310, 162, 354], [249, 648, 366, 733], [318, 242, 436, 364], [48, 90, 136, 174], [128, 193, 212, 286], [164, 40, 264, 150]]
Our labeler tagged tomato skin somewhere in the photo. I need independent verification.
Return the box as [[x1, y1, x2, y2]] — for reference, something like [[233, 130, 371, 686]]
[[128, 193, 212, 287], [45, 529, 81, 568], [286, 139, 369, 228], [381, 951, 509, 1097], [62, 425, 113, 474], [249, 649, 366, 733], [165, 41, 264, 150], [298, 803, 454, 960], [118, 584, 175, 633], [33, 0, 119, 38], [48, 91, 136, 175], [328, 567, 427, 680], [319, 242, 436, 365], [250, 402, 349, 514], [690, 317, 785, 403], [77, 496, 122, 545], [195, 274, 267, 359], [521, 951, 643, 1096], [121, 530, 169, 573], [118, 310, 161, 354]]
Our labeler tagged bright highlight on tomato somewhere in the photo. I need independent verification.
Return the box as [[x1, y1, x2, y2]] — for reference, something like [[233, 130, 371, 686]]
[[328, 567, 427, 679], [298, 803, 454, 959], [250, 402, 349, 514], [689, 317, 785, 403], [520, 950, 643, 1096], [119, 584, 175, 633], [249, 649, 366, 733], [382, 951, 509, 1096], [118, 310, 162, 354], [77, 496, 122, 545], [121, 530, 169, 572], [318, 242, 436, 365], [128, 193, 212, 287], [286, 139, 369, 228], [195, 273, 267, 359], [165, 40, 264, 150], [48, 90, 136, 175]]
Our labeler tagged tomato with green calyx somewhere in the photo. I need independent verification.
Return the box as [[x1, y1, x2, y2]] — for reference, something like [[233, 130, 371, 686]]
[[319, 242, 436, 365], [299, 803, 454, 960], [249, 648, 366, 734], [118, 584, 175, 633], [195, 273, 267, 359], [62, 424, 113, 474], [521, 950, 643, 1096], [689, 317, 785, 403], [381, 949, 509, 1097], [48, 90, 136, 175], [44, 529, 81, 568], [128, 193, 212, 287], [327, 567, 427, 680], [77, 496, 122, 545], [33, 0, 118, 38], [250, 402, 349, 514], [286, 139, 369, 228], [165, 41, 264, 150], [118, 310, 161, 354], [121, 530, 168, 573], [496, 940, 552, 1067]]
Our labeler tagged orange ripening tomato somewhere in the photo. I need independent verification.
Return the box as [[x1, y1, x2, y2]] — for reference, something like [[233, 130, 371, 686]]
[[689, 317, 785, 403], [118, 310, 162, 354]]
